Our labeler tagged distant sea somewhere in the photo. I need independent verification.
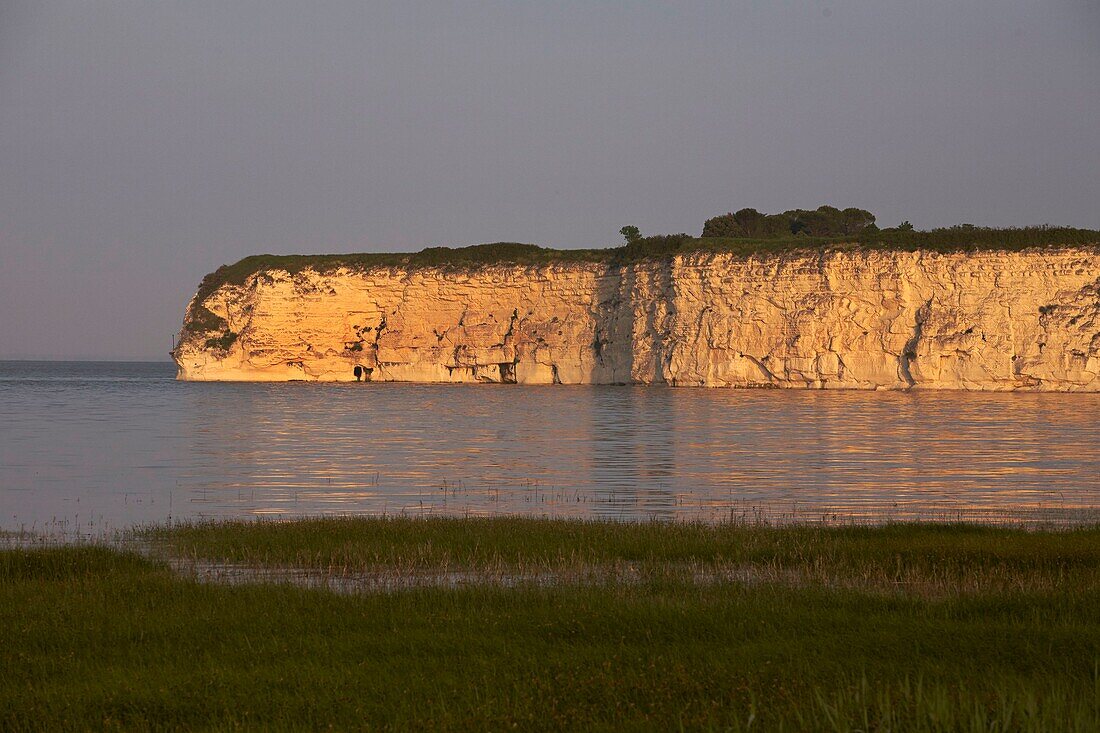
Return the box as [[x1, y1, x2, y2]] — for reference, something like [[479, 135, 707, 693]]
[[1, 360, 1098, 536]]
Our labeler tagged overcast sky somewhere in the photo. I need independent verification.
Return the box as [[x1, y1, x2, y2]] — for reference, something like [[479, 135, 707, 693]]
[[1, 1, 1098, 360]]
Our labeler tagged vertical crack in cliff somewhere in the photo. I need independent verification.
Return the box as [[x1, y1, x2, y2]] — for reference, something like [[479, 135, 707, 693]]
[[645, 258, 678, 384], [899, 299, 932, 387], [503, 308, 518, 343], [593, 266, 631, 382], [370, 314, 388, 373], [496, 308, 520, 383]]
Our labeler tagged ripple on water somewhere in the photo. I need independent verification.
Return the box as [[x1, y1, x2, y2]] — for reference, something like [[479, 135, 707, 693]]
[[1, 361, 1098, 532]]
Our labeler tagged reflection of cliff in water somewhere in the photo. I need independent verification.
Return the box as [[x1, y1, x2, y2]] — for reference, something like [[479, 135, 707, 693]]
[[6, 360, 1099, 530], [172, 383, 1100, 524], [589, 387, 677, 518]]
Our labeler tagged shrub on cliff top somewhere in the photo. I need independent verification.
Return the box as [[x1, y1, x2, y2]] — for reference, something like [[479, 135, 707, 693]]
[[857, 224, 1100, 250]]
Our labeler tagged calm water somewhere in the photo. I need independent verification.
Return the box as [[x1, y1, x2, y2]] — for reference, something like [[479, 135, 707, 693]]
[[1, 360, 1099, 534]]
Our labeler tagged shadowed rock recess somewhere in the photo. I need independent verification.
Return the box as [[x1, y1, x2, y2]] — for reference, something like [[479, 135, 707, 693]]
[[174, 247, 1100, 390]]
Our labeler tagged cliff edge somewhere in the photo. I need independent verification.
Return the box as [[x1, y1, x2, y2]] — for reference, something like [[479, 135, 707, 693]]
[[173, 243, 1100, 390]]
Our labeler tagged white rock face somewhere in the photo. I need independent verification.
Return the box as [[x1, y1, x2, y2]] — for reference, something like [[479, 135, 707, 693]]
[[174, 248, 1100, 391]]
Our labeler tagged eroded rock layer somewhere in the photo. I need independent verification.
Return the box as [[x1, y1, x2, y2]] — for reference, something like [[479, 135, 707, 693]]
[[174, 248, 1100, 390]]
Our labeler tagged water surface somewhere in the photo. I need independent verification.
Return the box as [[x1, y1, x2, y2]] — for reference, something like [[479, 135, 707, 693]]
[[1, 361, 1098, 534]]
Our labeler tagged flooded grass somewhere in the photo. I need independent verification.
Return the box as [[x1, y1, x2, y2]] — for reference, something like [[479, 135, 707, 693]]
[[145, 516, 1100, 597], [3, 519, 1100, 730]]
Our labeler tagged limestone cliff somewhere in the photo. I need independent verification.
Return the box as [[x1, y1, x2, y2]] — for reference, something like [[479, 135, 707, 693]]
[[173, 247, 1100, 390]]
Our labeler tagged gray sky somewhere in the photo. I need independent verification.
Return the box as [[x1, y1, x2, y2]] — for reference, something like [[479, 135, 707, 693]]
[[1, 1, 1098, 361]]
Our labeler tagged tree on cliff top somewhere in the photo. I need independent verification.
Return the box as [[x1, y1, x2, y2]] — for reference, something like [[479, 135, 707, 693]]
[[620, 225, 642, 246], [702, 206, 876, 239]]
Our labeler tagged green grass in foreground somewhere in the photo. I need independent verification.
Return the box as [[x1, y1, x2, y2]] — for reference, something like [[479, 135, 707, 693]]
[[3, 520, 1100, 731]]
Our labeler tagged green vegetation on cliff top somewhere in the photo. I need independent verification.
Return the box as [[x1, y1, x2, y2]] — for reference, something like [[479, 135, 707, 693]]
[[183, 209, 1099, 335], [195, 225, 1098, 296]]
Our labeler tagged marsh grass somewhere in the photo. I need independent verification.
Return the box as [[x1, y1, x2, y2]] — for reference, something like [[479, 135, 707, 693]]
[[4, 520, 1100, 730], [145, 517, 1100, 598]]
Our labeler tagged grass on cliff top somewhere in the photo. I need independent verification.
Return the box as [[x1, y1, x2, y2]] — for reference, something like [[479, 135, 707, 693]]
[[187, 225, 1100, 317], [5, 519, 1100, 731], [189, 242, 611, 310]]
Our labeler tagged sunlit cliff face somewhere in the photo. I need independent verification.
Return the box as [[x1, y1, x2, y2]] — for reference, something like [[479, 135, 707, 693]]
[[174, 248, 1100, 391]]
